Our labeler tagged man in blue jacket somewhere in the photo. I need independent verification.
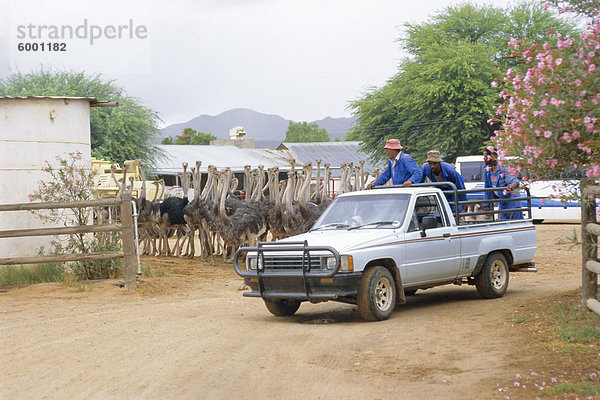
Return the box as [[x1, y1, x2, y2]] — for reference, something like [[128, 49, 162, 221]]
[[483, 146, 524, 220], [420, 150, 467, 210], [367, 139, 422, 189]]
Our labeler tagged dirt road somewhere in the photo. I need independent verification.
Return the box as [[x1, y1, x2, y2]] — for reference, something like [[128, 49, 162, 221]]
[[0, 224, 585, 399]]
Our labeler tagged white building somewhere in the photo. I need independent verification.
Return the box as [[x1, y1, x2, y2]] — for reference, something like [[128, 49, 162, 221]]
[[0, 96, 111, 258]]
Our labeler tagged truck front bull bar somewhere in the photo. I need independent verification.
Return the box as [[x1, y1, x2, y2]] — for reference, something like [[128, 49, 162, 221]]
[[233, 241, 341, 300]]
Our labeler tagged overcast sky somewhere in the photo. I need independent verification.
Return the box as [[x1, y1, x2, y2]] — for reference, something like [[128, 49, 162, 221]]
[[1, 0, 518, 127]]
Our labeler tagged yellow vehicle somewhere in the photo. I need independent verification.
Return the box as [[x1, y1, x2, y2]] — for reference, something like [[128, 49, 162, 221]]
[[91, 158, 164, 200]]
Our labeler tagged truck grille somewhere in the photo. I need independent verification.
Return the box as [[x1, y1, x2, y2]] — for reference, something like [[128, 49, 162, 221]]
[[263, 255, 323, 270]]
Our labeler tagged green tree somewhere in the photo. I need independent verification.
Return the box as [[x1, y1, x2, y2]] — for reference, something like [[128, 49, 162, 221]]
[[283, 121, 330, 142], [0, 68, 163, 167], [347, 2, 576, 164], [162, 127, 217, 145]]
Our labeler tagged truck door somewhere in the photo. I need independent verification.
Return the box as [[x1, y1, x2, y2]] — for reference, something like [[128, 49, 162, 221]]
[[402, 194, 461, 285]]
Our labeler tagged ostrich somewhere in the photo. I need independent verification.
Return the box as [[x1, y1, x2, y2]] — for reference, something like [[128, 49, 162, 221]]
[[159, 162, 190, 256], [183, 161, 224, 260], [267, 167, 289, 241], [281, 169, 303, 237], [338, 162, 349, 195], [182, 161, 204, 259], [136, 163, 157, 256], [316, 162, 332, 213], [373, 167, 381, 180], [216, 168, 267, 261], [183, 164, 221, 264], [141, 179, 165, 256], [247, 165, 272, 243], [296, 162, 322, 233], [243, 165, 253, 203], [358, 160, 366, 191], [312, 159, 322, 203]]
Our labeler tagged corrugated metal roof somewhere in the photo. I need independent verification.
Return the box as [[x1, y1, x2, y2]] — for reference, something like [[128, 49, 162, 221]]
[[155, 145, 293, 175], [277, 141, 378, 173]]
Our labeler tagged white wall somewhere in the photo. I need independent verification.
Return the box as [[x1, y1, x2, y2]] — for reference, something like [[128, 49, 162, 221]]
[[0, 97, 92, 259]]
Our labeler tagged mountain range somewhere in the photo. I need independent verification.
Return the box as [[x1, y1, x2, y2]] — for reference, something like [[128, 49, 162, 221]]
[[160, 108, 357, 149]]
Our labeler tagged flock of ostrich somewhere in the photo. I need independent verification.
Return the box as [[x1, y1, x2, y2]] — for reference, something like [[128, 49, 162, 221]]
[[107, 159, 381, 263]]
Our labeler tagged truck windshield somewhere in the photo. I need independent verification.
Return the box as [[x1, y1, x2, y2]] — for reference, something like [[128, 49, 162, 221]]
[[311, 193, 411, 230]]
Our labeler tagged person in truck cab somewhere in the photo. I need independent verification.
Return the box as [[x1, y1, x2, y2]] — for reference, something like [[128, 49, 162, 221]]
[[366, 139, 422, 189], [419, 150, 467, 210], [482, 146, 524, 220]]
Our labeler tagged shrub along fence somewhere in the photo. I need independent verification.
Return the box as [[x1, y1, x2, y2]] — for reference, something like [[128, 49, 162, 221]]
[[582, 184, 600, 316], [0, 194, 138, 290]]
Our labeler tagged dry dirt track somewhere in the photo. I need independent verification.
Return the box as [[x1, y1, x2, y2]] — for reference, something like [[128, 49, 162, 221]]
[[0, 224, 585, 400]]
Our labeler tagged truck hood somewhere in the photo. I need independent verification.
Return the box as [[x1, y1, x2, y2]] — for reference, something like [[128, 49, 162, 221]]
[[278, 229, 399, 253]]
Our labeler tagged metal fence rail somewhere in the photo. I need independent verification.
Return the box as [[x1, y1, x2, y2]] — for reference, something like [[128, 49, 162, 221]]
[[0, 195, 137, 290], [582, 185, 600, 316]]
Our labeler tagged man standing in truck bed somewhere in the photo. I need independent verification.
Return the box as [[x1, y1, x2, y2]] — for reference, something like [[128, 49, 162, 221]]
[[483, 146, 524, 220], [420, 150, 467, 210], [367, 139, 422, 189]]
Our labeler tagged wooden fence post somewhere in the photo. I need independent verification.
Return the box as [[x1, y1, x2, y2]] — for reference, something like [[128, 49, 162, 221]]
[[582, 184, 598, 304], [120, 194, 137, 290]]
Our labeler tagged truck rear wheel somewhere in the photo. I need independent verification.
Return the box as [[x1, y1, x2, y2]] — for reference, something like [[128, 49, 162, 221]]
[[357, 266, 396, 321], [264, 299, 301, 316], [475, 253, 509, 298]]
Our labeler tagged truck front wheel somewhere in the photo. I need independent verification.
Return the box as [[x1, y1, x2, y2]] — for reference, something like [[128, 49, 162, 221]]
[[357, 266, 396, 321], [264, 299, 301, 316], [475, 253, 509, 298]]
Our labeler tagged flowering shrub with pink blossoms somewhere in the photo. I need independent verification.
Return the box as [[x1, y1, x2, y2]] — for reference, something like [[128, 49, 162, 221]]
[[491, 14, 600, 188], [29, 152, 121, 280]]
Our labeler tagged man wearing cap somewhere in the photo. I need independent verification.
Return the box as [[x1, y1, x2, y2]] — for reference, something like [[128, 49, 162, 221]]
[[366, 139, 421, 189], [420, 150, 467, 210], [483, 146, 524, 219]]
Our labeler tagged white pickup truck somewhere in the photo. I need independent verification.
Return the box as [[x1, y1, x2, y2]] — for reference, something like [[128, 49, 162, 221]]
[[234, 184, 537, 321]]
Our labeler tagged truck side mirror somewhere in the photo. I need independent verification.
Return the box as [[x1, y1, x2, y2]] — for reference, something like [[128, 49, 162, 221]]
[[420, 216, 437, 237]]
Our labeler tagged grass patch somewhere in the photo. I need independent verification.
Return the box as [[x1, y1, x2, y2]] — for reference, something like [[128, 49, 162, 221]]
[[141, 264, 168, 278], [496, 290, 600, 399], [0, 263, 65, 286], [536, 295, 600, 351], [543, 381, 600, 398]]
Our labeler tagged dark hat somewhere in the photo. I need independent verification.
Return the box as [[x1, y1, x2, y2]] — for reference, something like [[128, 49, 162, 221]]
[[483, 146, 498, 158]]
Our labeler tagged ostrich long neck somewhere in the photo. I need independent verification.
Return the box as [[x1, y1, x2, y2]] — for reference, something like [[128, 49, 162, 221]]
[[359, 160, 365, 190], [322, 164, 330, 202], [244, 165, 252, 204], [298, 164, 312, 207], [194, 161, 202, 202], [257, 165, 266, 202], [140, 163, 147, 200], [273, 169, 281, 206], [201, 166, 215, 202], [314, 159, 321, 201], [218, 170, 230, 222], [181, 163, 189, 199], [119, 165, 129, 197], [284, 172, 294, 215]]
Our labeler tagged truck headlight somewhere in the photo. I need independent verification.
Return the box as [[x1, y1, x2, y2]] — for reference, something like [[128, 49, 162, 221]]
[[248, 257, 257, 271], [326, 257, 337, 270], [324, 256, 353, 272]]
